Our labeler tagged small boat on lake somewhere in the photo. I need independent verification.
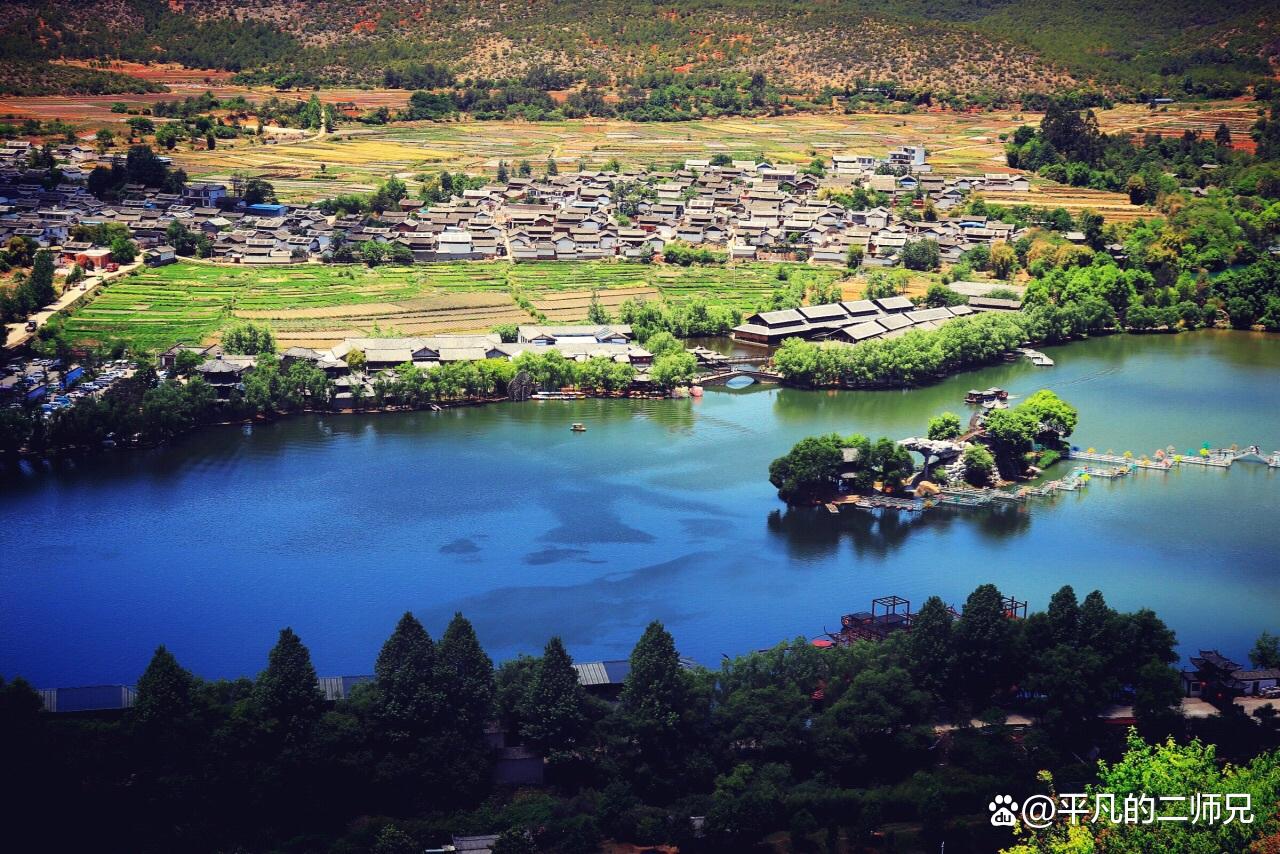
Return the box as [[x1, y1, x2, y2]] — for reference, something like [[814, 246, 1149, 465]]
[[570, 423, 587, 432], [966, 387, 1009, 405]]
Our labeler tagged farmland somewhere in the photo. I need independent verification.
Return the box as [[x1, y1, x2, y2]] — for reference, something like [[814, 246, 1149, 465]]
[[60, 260, 848, 351], [161, 110, 1035, 203]]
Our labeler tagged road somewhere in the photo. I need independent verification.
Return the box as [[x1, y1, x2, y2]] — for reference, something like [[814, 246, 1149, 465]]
[[3, 260, 141, 352]]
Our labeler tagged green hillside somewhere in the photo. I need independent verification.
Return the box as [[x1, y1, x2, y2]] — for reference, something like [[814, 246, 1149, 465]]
[[2, 0, 1277, 99]]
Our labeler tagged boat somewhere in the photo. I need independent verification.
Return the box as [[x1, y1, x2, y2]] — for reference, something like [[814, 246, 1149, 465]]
[[966, 387, 1008, 405], [570, 423, 587, 432], [982, 399, 1008, 410], [531, 390, 587, 400]]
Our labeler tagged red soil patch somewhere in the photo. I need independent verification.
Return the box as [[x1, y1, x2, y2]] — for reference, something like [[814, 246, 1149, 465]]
[[57, 60, 232, 86]]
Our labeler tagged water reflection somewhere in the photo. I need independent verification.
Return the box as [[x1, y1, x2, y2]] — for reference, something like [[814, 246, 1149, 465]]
[[765, 498, 1035, 561]]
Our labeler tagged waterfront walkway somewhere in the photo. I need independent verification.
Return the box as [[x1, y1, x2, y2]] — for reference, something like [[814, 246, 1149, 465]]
[[830, 440, 1276, 517], [1069, 445, 1280, 470]]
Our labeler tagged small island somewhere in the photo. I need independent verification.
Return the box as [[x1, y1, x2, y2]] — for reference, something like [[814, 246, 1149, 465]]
[[768, 389, 1077, 506]]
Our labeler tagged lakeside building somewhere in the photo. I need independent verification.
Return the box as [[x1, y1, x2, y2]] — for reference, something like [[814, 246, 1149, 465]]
[[730, 295, 1004, 346], [175, 327, 659, 406], [1182, 650, 1280, 702]]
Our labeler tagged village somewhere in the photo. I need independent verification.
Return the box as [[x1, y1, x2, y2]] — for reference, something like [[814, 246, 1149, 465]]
[[0, 137, 1037, 273]]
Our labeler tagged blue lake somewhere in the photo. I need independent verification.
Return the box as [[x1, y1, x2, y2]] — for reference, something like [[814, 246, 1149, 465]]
[[1, 330, 1278, 686]]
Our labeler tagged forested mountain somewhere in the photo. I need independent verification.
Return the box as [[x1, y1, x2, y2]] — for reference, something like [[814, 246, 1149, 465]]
[[2, 0, 1278, 99]]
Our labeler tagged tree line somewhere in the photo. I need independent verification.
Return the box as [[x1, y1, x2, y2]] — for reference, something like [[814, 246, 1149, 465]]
[[3, 587, 1277, 852]]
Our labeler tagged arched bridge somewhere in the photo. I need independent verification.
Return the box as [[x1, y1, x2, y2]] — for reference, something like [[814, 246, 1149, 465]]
[[695, 367, 784, 386], [688, 348, 781, 385]]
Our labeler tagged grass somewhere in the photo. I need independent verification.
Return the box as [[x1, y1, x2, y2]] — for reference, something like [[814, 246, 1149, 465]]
[[62, 259, 851, 351]]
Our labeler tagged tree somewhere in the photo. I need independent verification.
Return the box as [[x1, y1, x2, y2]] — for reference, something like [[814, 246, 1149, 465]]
[[126, 116, 156, 138], [344, 346, 366, 372], [521, 637, 589, 766], [1046, 584, 1080, 646], [222, 321, 277, 355], [253, 627, 324, 745], [165, 219, 199, 256], [437, 613, 494, 737], [984, 407, 1039, 464], [26, 250, 56, 308], [109, 236, 138, 264], [1215, 122, 1232, 148], [96, 128, 115, 152], [649, 351, 697, 390], [586, 290, 610, 324], [491, 829, 538, 854], [1020, 388, 1078, 441], [768, 433, 845, 503], [154, 123, 183, 150], [373, 612, 441, 739], [952, 584, 1016, 711], [619, 620, 694, 795], [242, 177, 276, 206], [990, 241, 1017, 279], [642, 331, 682, 358], [867, 436, 914, 490], [1133, 657, 1184, 740], [131, 645, 196, 738], [496, 160, 509, 183], [927, 411, 962, 440], [1252, 632, 1280, 669], [1005, 733, 1280, 854], [962, 444, 996, 485], [372, 825, 419, 854], [900, 238, 941, 271], [545, 157, 558, 176], [908, 596, 955, 706]]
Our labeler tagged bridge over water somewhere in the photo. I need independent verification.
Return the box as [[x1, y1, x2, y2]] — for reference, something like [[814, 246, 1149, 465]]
[[690, 349, 782, 386]]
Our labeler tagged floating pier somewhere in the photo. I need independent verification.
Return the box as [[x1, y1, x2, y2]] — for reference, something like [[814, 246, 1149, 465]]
[[1014, 347, 1055, 366], [1068, 444, 1279, 470]]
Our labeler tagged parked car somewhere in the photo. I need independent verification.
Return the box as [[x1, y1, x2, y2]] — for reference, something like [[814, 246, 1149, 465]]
[[1261, 686, 1280, 699]]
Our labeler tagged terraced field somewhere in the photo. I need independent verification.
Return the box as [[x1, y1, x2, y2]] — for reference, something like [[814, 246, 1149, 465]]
[[169, 110, 1036, 203], [62, 260, 848, 351], [980, 183, 1152, 224]]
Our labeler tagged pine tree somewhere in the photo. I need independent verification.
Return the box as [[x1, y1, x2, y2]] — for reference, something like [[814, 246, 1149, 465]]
[[907, 596, 954, 706], [521, 636, 588, 762], [496, 160, 509, 183], [132, 645, 195, 735], [952, 584, 1015, 711], [373, 612, 440, 739], [437, 613, 494, 735], [26, 250, 55, 308], [619, 620, 693, 793], [545, 157, 558, 176], [254, 627, 324, 744], [1046, 584, 1080, 645]]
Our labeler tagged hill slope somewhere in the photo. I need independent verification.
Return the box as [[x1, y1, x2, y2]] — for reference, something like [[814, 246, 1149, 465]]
[[3, 0, 1278, 98]]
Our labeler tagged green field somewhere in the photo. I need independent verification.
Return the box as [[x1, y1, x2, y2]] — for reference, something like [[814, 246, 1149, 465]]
[[61, 260, 847, 351]]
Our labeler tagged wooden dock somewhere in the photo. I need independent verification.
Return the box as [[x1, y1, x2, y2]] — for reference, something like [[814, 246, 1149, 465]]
[[1068, 445, 1278, 470]]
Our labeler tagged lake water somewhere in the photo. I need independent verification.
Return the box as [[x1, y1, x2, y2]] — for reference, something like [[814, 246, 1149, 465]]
[[2, 330, 1278, 687]]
